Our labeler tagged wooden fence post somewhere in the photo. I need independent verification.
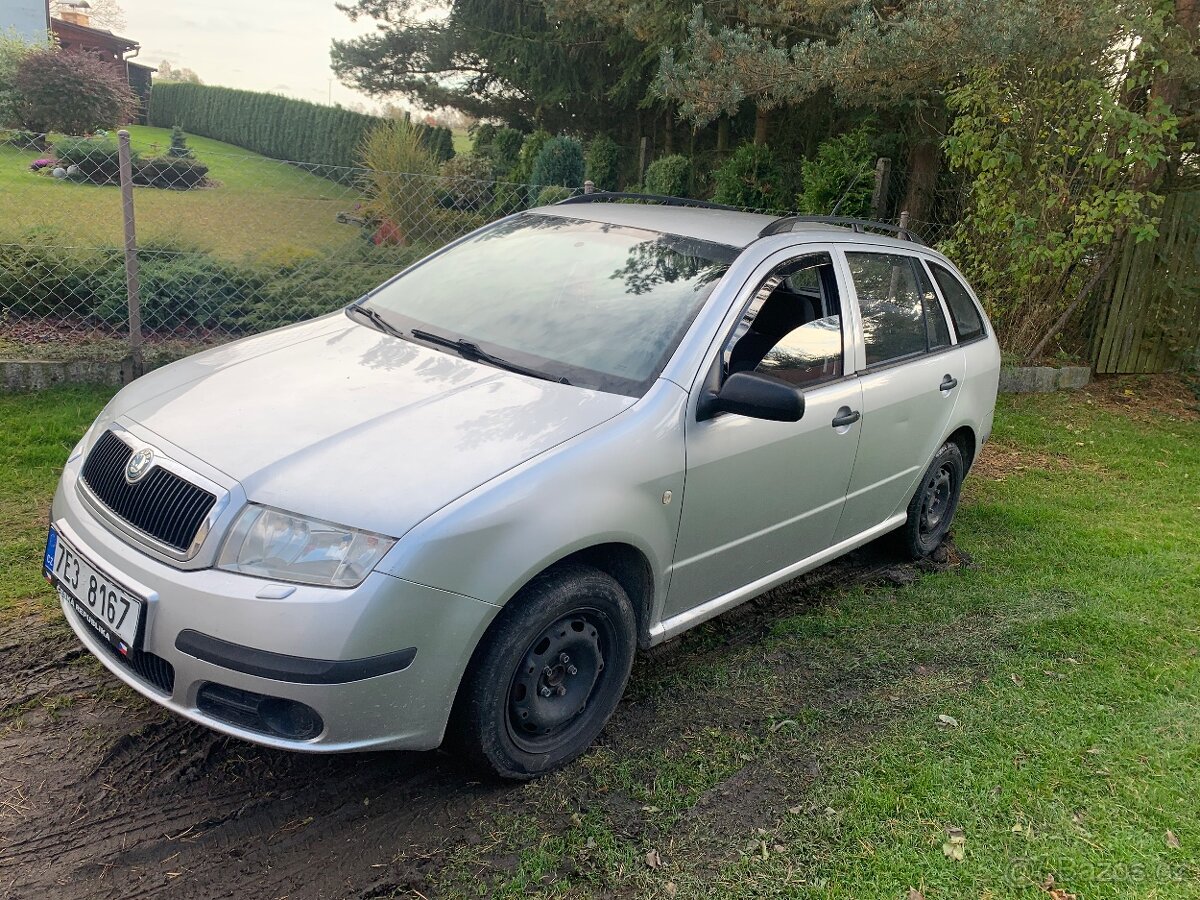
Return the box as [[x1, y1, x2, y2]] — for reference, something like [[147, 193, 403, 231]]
[[117, 130, 144, 382], [871, 157, 892, 219]]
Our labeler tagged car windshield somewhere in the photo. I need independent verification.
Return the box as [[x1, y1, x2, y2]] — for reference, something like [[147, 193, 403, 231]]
[[359, 213, 738, 395]]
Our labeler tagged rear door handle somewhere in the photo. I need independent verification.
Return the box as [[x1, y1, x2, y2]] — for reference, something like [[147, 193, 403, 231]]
[[940, 375, 959, 391], [832, 407, 860, 428]]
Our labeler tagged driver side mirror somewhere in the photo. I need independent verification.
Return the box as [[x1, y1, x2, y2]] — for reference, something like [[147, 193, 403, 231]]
[[696, 371, 805, 423]]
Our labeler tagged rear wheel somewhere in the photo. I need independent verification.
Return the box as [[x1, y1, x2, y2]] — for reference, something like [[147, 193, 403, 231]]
[[449, 564, 636, 779], [901, 441, 964, 559]]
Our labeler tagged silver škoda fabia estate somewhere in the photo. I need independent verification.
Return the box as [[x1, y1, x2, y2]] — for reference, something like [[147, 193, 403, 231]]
[[47, 197, 1000, 778]]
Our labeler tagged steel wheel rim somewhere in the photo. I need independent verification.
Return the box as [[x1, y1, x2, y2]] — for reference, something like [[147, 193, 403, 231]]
[[506, 609, 610, 752], [920, 465, 954, 538]]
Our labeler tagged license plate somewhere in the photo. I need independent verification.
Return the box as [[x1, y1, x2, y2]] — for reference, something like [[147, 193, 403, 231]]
[[45, 527, 144, 654]]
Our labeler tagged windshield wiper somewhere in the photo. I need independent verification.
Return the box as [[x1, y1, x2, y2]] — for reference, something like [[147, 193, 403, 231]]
[[410, 328, 571, 385], [346, 303, 406, 339]]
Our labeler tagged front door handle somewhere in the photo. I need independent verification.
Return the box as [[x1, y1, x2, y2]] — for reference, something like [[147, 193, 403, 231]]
[[832, 407, 861, 428], [940, 375, 959, 391]]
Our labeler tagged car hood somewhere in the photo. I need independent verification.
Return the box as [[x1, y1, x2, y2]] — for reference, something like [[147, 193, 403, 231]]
[[108, 314, 635, 537]]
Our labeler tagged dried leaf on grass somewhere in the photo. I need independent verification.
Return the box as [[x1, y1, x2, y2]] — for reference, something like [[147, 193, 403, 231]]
[[942, 826, 966, 861]]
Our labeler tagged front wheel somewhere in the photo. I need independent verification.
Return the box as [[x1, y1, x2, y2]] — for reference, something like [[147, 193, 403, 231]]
[[901, 441, 964, 559], [448, 564, 637, 780]]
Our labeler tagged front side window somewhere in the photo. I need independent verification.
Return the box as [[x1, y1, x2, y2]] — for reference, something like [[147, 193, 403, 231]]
[[361, 214, 737, 395], [847, 252, 950, 367], [928, 262, 986, 342], [723, 252, 844, 387]]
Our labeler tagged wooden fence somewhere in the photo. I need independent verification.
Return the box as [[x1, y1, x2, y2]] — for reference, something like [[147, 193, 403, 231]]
[[1091, 191, 1200, 374]]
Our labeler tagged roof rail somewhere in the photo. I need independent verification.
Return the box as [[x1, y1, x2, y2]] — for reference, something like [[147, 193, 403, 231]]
[[556, 191, 748, 213], [759, 215, 925, 245]]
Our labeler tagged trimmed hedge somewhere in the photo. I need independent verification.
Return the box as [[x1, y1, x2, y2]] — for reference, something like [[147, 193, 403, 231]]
[[148, 83, 454, 168]]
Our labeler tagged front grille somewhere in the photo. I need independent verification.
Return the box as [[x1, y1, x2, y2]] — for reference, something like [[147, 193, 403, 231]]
[[81, 431, 216, 553], [95, 639, 176, 694]]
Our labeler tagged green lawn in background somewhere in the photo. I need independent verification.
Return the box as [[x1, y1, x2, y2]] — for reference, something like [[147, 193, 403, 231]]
[[0, 125, 364, 258]]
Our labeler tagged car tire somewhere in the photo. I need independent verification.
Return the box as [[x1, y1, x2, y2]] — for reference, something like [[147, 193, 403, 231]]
[[901, 441, 964, 559], [448, 563, 637, 780]]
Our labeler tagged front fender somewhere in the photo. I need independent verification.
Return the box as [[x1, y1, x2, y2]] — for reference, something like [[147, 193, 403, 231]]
[[376, 379, 688, 625]]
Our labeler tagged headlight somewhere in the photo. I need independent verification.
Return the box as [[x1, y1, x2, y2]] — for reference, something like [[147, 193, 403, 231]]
[[217, 505, 395, 588]]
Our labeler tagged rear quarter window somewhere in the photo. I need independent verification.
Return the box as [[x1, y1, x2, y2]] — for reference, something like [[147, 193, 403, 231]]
[[929, 263, 986, 342]]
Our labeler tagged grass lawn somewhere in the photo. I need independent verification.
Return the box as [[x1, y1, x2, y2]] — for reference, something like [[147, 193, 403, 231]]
[[0, 125, 364, 258], [452, 128, 473, 155], [1, 377, 1197, 898]]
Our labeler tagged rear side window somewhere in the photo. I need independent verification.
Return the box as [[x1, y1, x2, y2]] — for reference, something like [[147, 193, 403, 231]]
[[919, 264, 953, 351], [846, 252, 946, 367], [929, 263, 985, 342]]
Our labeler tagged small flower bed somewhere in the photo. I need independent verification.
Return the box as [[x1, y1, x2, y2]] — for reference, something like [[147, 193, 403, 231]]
[[28, 136, 212, 190]]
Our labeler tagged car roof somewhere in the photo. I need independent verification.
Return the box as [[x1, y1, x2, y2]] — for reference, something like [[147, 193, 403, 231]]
[[529, 202, 777, 248], [528, 201, 934, 255]]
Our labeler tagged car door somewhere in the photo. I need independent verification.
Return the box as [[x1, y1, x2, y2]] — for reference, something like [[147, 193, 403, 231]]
[[833, 248, 967, 543], [662, 248, 864, 622]]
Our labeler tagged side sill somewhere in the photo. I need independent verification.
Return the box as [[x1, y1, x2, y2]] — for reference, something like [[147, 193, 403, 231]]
[[648, 512, 907, 645]]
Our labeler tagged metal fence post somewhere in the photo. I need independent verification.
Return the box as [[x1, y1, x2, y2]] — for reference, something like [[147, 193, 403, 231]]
[[117, 129, 144, 381]]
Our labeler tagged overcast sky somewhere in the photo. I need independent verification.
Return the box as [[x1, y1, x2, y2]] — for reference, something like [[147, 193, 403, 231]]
[[116, 0, 378, 108]]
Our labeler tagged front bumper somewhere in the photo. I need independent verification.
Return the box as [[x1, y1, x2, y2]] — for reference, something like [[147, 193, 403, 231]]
[[51, 463, 500, 753]]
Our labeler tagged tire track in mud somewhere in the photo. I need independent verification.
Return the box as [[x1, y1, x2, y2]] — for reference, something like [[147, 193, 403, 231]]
[[0, 543, 931, 900]]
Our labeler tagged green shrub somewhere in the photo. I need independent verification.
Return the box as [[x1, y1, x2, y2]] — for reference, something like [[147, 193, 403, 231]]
[[585, 135, 622, 191], [423, 125, 455, 162], [470, 123, 524, 178], [531, 136, 585, 192], [438, 153, 495, 211], [795, 125, 875, 217], [168, 125, 194, 158], [490, 128, 524, 179], [534, 185, 572, 206], [359, 118, 443, 241], [489, 181, 528, 217], [0, 233, 123, 318], [513, 130, 550, 184], [712, 144, 783, 210], [470, 122, 498, 154], [643, 154, 691, 197], [0, 230, 430, 335], [53, 137, 130, 185], [134, 157, 210, 190]]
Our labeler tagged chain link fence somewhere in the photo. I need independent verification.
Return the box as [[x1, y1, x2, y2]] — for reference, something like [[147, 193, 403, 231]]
[[2, 130, 958, 372], [1, 129, 574, 368]]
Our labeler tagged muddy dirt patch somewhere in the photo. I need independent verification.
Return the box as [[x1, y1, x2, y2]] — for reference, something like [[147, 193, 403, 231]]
[[0, 541, 971, 900]]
